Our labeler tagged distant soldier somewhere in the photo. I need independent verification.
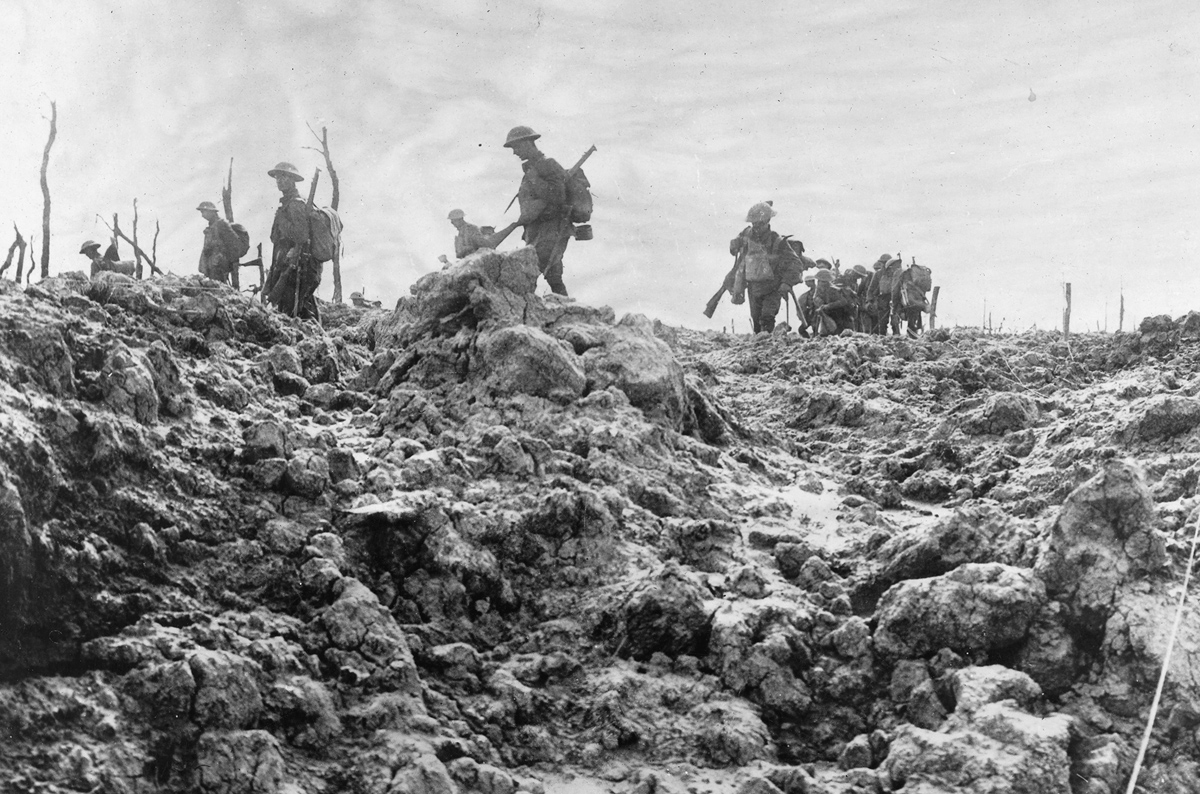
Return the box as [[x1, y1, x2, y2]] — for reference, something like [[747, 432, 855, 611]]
[[196, 201, 242, 289], [80, 240, 134, 277], [814, 271, 859, 335], [504, 126, 572, 295], [729, 201, 804, 334], [847, 264, 873, 331], [892, 262, 932, 337], [795, 271, 819, 337], [262, 161, 320, 320], [866, 253, 898, 335], [448, 209, 492, 259]]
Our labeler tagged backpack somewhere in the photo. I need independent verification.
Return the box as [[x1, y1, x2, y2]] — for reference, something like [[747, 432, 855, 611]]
[[230, 223, 251, 259], [567, 169, 592, 223], [910, 263, 932, 292], [309, 207, 343, 263], [742, 240, 775, 282]]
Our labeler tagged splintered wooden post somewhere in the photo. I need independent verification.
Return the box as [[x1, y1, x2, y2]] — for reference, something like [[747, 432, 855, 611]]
[[132, 199, 144, 279], [929, 286, 940, 330], [1119, 290, 1125, 332], [40, 100, 57, 279], [1063, 283, 1072, 338]]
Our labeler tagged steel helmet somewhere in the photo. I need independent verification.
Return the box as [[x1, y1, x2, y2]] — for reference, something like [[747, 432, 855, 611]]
[[79, 240, 101, 254], [815, 269, 834, 283], [876, 253, 892, 263], [852, 264, 870, 276], [447, 209, 465, 220], [503, 126, 540, 148], [815, 259, 832, 269], [350, 291, 363, 300], [267, 161, 304, 181], [745, 201, 776, 223], [803, 271, 817, 283], [196, 201, 218, 213]]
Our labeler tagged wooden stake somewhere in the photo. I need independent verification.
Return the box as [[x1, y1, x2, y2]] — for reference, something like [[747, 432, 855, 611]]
[[929, 285, 940, 330], [305, 123, 343, 303], [13, 226, 27, 283], [39, 100, 56, 279], [1119, 289, 1125, 332], [222, 158, 235, 222], [152, 220, 160, 266], [132, 199, 144, 279], [1063, 283, 1072, 338]]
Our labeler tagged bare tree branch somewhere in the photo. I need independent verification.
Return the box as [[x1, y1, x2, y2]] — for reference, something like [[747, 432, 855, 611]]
[[152, 219, 160, 266], [39, 100, 56, 278], [100, 213, 162, 275], [0, 226, 20, 279]]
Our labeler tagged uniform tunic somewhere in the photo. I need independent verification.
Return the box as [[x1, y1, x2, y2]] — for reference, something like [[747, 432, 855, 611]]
[[517, 151, 571, 295], [265, 186, 320, 320], [454, 222, 492, 259], [199, 217, 243, 288], [728, 225, 802, 334]]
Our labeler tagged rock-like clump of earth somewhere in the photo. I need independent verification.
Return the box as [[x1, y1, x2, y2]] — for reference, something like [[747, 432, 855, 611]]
[[3, 255, 1200, 793]]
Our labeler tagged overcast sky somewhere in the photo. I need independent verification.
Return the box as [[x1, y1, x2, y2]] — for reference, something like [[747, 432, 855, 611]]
[[2, 0, 1198, 334]]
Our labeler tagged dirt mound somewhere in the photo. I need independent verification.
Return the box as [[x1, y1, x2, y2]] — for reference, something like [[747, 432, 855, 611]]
[[3, 258, 1200, 793]]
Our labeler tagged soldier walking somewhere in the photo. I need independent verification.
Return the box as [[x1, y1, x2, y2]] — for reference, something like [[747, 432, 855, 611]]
[[262, 161, 320, 320], [504, 126, 572, 295], [196, 201, 242, 289], [728, 202, 804, 334]]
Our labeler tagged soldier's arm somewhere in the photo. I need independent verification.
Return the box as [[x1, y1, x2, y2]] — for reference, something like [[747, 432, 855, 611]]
[[535, 159, 568, 207]]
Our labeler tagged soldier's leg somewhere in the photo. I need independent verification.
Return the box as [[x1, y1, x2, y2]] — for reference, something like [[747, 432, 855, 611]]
[[299, 259, 323, 321], [533, 221, 570, 296], [759, 291, 781, 333], [747, 288, 763, 333]]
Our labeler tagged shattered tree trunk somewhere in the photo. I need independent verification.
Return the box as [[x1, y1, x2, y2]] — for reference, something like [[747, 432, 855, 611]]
[[39, 101, 56, 279], [1063, 283, 1072, 338], [0, 226, 23, 280], [929, 286, 940, 331], [307, 123, 343, 303], [132, 200, 144, 279], [222, 158, 235, 222]]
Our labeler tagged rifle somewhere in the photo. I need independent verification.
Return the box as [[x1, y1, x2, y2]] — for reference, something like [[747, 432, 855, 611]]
[[294, 168, 321, 316], [704, 246, 746, 318], [788, 286, 809, 335]]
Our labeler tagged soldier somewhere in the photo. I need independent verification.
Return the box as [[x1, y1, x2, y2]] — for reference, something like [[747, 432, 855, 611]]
[[729, 201, 804, 334], [79, 240, 134, 277], [847, 264, 873, 332], [795, 271, 819, 338], [262, 161, 320, 320], [504, 126, 572, 295], [865, 253, 895, 335], [448, 209, 492, 259], [814, 271, 858, 335], [197, 201, 242, 289]]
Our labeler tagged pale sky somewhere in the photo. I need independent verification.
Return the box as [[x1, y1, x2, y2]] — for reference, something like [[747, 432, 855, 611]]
[[2, 0, 1198, 334]]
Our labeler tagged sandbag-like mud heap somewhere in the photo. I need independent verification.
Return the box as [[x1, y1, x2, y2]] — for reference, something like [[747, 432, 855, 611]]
[[4, 252, 1200, 794]]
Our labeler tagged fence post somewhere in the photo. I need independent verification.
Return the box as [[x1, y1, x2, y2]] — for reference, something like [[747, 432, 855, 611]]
[[1063, 283, 1072, 338], [929, 286, 940, 330]]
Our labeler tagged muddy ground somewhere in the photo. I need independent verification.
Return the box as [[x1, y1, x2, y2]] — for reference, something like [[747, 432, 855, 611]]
[[3, 252, 1200, 794]]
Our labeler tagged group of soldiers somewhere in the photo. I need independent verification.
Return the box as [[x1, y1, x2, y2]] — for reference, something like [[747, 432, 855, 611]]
[[443, 126, 593, 295], [75, 130, 933, 340], [719, 202, 933, 338]]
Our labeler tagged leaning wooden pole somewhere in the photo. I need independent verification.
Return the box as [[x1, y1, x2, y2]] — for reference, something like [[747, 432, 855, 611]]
[[306, 123, 343, 303], [222, 158, 235, 222], [1119, 289, 1125, 332], [1063, 283, 1072, 338], [928, 285, 940, 331], [132, 199, 144, 279], [14, 228, 27, 284], [39, 100, 57, 279]]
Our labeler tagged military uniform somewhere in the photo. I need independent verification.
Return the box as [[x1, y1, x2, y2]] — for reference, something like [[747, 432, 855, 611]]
[[200, 217, 243, 288], [454, 222, 492, 259], [265, 183, 320, 320], [516, 151, 571, 294], [728, 225, 803, 334]]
